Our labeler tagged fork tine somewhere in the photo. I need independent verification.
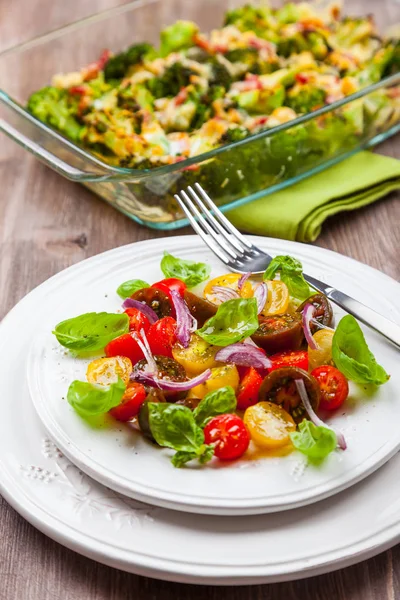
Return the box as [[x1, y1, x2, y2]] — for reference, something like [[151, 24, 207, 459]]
[[174, 192, 234, 265], [194, 183, 255, 250], [187, 186, 248, 255]]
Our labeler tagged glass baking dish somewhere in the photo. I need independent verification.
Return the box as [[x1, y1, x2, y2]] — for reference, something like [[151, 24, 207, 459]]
[[1, 0, 400, 229]]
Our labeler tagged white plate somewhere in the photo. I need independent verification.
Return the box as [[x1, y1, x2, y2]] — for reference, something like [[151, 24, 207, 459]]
[[26, 237, 400, 516], [1, 237, 400, 584]]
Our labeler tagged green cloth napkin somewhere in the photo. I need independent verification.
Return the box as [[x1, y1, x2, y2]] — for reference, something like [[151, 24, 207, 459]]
[[226, 151, 400, 242]]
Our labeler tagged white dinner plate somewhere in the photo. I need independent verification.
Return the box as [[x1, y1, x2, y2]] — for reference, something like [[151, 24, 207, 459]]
[[26, 237, 400, 515], [0, 239, 400, 584]]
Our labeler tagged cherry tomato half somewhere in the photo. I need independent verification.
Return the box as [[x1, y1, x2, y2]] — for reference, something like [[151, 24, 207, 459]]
[[109, 382, 147, 422], [147, 317, 177, 358], [311, 365, 349, 411], [124, 308, 151, 334], [237, 367, 263, 410], [204, 414, 250, 461], [105, 333, 143, 365], [152, 278, 186, 303], [269, 350, 309, 372]]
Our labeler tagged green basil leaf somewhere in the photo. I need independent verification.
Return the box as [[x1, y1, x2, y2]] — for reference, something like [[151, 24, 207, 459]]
[[332, 315, 390, 385], [160, 252, 211, 288], [264, 255, 303, 279], [290, 420, 337, 461], [193, 385, 237, 428], [263, 255, 311, 301], [117, 279, 149, 299], [148, 403, 205, 452], [171, 450, 199, 468], [197, 298, 259, 346], [53, 312, 129, 353], [67, 377, 126, 419]]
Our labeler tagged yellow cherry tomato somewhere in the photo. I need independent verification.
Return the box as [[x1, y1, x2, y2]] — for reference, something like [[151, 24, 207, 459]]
[[188, 364, 240, 399], [86, 356, 132, 386], [172, 333, 220, 376], [204, 273, 253, 305], [261, 280, 290, 316], [308, 329, 334, 370], [244, 401, 296, 450]]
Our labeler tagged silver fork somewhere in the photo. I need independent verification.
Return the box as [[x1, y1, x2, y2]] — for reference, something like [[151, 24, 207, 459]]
[[175, 183, 400, 349]]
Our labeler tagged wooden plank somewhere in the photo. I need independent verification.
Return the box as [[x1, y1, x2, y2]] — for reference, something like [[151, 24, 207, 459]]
[[0, 1, 399, 598]]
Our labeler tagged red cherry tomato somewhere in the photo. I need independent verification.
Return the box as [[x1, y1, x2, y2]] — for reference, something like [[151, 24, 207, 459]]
[[109, 383, 146, 422], [124, 308, 151, 334], [151, 278, 186, 305], [204, 414, 250, 461], [269, 350, 309, 372], [311, 365, 349, 411], [105, 334, 143, 366], [147, 317, 177, 358], [237, 367, 263, 410]]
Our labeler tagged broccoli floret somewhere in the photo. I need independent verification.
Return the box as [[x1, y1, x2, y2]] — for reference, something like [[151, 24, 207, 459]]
[[147, 62, 196, 98], [235, 86, 285, 114], [208, 57, 234, 89], [356, 43, 398, 87], [117, 85, 154, 112], [286, 86, 326, 113], [104, 43, 155, 80], [219, 126, 250, 144], [276, 3, 300, 24], [224, 5, 276, 41], [27, 86, 84, 141], [160, 20, 198, 57]]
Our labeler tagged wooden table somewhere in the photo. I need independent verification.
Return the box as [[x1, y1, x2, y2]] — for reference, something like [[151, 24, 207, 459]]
[[1, 1, 400, 598]]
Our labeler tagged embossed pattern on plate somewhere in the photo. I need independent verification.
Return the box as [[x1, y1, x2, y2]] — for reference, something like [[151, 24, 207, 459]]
[[27, 236, 400, 515]]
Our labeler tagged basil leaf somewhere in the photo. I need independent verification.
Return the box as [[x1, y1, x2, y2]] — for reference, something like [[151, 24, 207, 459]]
[[148, 403, 214, 467], [160, 252, 211, 288], [148, 403, 205, 451], [193, 385, 237, 428], [197, 298, 259, 346], [263, 255, 311, 301], [53, 312, 129, 353], [117, 279, 149, 299], [332, 315, 390, 385], [67, 377, 126, 419], [290, 420, 337, 461]]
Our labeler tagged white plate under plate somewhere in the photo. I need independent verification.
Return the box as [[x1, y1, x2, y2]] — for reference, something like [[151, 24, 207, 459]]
[[27, 237, 400, 516], [0, 236, 400, 583]]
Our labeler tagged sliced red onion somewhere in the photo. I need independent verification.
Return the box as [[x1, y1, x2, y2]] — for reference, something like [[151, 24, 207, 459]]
[[131, 329, 157, 374], [302, 303, 318, 349], [295, 379, 347, 450], [170, 290, 196, 348], [254, 282, 268, 314], [238, 272, 251, 291], [215, 343, 272, 369], [212, 286, 240, 302], [311, 318, 335, 332], [244, 337, 259, 347], [132, 368, 211, 391], [122, 298, 158, 324]]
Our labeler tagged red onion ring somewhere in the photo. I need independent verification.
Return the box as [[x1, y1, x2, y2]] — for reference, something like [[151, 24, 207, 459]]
[[212, 286, 240, 303], [254, 282, 268, 314], [295, 379, 346, 450], [170, 290, 196, 348], [130, 329, 157, 374], [215, 343, 272, 369], [132, 368, 211, 391], [238, 272, 251, 291], [122, 298, 158, 324], [302, 303, 318, 349]]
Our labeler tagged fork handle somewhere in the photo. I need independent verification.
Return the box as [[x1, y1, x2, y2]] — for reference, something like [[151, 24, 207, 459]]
[[325, 289, 400, 349]]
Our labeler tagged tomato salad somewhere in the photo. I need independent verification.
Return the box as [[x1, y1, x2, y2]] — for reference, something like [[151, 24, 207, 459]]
[[54, 252, 389, 468]]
